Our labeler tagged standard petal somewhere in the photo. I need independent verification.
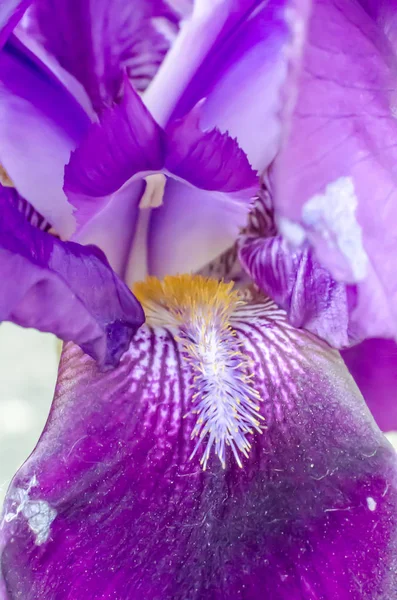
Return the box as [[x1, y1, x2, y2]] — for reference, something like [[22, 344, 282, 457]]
[[239, 235, 351, 348], [272, 0, 397, 341], [29, 0, 179, 111], [1, 288, 397, 599], [343, 339, 397, 433], [0, 186, 144, 368], [0, 35, 90, 237], [148, 178, 251, 277], [165, 103, 258, 192], [146, 0, 310, 171]]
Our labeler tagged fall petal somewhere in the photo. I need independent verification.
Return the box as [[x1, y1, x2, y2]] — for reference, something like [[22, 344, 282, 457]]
[[1, 290, 397, 599], [343, 338, 397, 432]]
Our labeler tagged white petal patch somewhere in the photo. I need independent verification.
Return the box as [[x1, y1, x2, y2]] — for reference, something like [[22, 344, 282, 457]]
[[302, 176, 368, 281], [366, 496, 377, 512], [2, 475, 57, 545]]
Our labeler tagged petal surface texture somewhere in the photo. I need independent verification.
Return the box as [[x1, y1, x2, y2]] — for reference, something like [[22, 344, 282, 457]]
[[1, 282, 397, 599], [0, 187, 144, 368], [272, 0, 397, 341], [343, 338, 397, 432]]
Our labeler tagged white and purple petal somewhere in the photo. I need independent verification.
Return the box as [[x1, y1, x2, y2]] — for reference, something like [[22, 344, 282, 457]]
[[0, 186, 144, 368], [1, 289, 397, 598]]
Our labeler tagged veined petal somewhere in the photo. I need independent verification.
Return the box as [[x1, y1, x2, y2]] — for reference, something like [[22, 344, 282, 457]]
[[0, 0, 31, 47], [343, 339, 397, 433], [239, 235, 351, 348], [28, 0, 179, 112], [0, 186, 144, 368], [0, 35, 90, 237], [1, 277, 397, 599], [272, 0, 397, 341]]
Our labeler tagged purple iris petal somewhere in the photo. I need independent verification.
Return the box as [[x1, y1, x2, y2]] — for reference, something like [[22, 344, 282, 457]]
[[343, 339, 397, 433], [0, 0, 31, 47], [1, 296, 397, 598], [148, 179, 251, 276], [271, 0, 397, 341], [239, 234, 351, 348], [149, 0, 309, 172], [65, 81, 164, 227], [65, 80, 256, 238], [28, 0, 179, 111], [0, 186, 144, 369], [165, 103, 258, 193], [0, 35, 90, 237]]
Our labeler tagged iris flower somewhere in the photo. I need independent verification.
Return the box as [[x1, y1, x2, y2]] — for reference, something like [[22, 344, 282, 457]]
[[1, 0, 397, 598]]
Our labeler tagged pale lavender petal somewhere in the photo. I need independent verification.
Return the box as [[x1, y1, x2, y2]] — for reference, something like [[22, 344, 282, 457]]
[[343, 339, 397, 433], [1, 295, 397, 598], [0, 186, 144, 368], [272, 0, 397, 341], [0, 35, 90, 237], [148, 178, 251, 277], [29, 0, 179, 111]]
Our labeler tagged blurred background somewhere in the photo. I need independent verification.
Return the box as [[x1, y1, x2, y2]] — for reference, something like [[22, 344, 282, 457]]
[[0, 324, 58, 503]]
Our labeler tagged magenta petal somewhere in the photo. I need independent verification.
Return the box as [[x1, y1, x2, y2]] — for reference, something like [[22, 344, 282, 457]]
[[239, 235, 351, 348], [29, 0, 179, 111], [343, 339, 397, 432], [0, 35, 90, 237], [1, 300, 397, 599], [65, 81, 164, 226], [165, 103, 258, 192], [272, 0, 397, 341], [0, 187, 144, 368], [0, 0, 31, 47]]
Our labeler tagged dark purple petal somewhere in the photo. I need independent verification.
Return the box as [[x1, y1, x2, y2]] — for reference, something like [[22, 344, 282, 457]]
[[271, 0, 397, 341], [29, 0, 179, 111], [343, 339, 397, 433], [0, 35, 90, 237], [0, 0, 31, 47], [1, 293, 397, 598], [165, 103, 258, 192], [65, 81, 164, 226], [239, 235, 352, 348], [0, 186, 144, 368]]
